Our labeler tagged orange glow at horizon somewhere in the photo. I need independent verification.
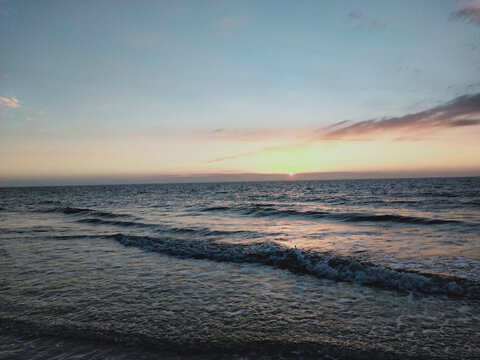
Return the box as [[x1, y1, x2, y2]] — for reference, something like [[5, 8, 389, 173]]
[[1, 123, 479, 181]]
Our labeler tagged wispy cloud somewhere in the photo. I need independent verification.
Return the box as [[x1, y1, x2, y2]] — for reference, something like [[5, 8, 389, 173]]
[[206, 143, 306, 164], [215, 93, 480, 143], [452, 2, 480, 25], [208, 92, 480, 163], [161, 127, 304, 143], [347, 11, 362, 19], [320, 92, 480, 139], [346, 10, 385, 30], [369, 20, 387, 30], [0, 96, 20, 108]]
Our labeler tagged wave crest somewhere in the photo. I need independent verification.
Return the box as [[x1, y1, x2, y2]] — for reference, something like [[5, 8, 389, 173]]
[[109, 234, 480, 299], [45, 206, 130, 219], [204, 204, 463, 226]]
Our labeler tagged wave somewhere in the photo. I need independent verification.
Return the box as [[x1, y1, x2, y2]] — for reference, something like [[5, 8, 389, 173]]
[[201, 206, 230, 212], [108, 233, 480, 299], [44, 206, 130, 219], [420, 191, 461, 198], [464, 200, 480, 207], [332, 213, 457, 225], [42, 206, 271, 238], [202, 204, 464, 226], [77, 218, 141, 227], [74, 217, 262, 238], [45, 205, 471, 227]]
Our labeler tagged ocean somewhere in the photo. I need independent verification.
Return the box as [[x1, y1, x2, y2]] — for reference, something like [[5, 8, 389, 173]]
[[1, 177, 479, 359]]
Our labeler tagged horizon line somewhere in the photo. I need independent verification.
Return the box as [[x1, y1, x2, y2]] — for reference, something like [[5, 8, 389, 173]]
[[2, 170, 479, 188]]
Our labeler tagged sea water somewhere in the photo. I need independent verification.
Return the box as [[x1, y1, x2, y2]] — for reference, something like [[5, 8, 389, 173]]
[[1, 177, 479, 359]]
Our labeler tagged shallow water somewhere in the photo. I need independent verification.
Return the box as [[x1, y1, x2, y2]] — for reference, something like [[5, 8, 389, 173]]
[[1, 178, 479, 359]]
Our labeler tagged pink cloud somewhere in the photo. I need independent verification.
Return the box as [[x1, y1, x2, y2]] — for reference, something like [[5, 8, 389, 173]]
[[320, 92, 480, 139], [207, 92, 480, 163], [0, 96, 20, 108], [452, 2, 480, 25]]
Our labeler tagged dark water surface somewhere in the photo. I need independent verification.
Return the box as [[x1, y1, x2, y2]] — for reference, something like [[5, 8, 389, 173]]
[[1, 178, 479, 359]]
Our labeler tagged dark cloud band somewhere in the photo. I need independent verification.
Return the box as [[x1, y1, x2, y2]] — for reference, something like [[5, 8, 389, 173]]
[[322, 93, 480, 139]]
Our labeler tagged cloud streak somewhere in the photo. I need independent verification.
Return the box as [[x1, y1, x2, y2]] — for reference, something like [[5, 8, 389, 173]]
[[347, 11, 362, 19], [205, 142, 308, 164], [0, 96, 20, 108], [208, 92, 480, 163], [451, 3, 480, 25], [320, 92, 480, 139]]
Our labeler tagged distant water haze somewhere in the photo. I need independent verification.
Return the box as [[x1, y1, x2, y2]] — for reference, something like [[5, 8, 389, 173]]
[[2, 169, 480, 187]]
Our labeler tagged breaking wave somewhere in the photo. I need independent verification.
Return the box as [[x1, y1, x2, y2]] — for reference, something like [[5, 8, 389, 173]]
[[108, 233, 480, 299]]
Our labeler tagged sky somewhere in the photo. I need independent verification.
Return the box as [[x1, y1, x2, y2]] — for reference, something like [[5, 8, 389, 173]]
[[1, 0, 480, 186]]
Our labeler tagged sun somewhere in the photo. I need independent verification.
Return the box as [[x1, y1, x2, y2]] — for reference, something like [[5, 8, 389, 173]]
[[288, 172, 294, 176]]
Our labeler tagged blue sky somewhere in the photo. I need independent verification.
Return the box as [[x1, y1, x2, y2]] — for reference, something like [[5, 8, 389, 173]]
[[1, 0, 480, 185]]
